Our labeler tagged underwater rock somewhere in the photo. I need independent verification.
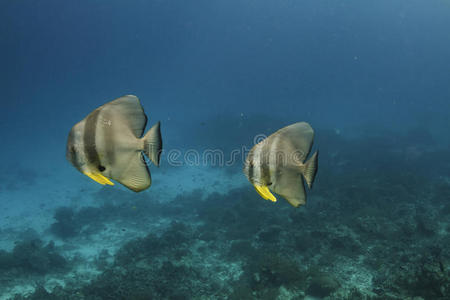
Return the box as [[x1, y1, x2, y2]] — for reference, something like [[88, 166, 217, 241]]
[[0, 239, 67, 274], [306, 272, 340, 298], [415, 208, 439, 236], [50, 206, 80, 239], [257, 226, 283, 245], [244, 253, 306, 290], [18, 285, 59, 300], [228, 240, 256, 259], [76, 224, 208, 300], [294, 232, 321, 254], [17, 228, 40, 241], [0, 249, 14, 270], [161, 221, 192, 246], [229, 284, 254, 300], [329, 234, 363, 258]]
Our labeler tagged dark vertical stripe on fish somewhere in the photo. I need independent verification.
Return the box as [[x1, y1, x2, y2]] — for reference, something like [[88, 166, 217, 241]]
[[84, 108, 101, 167], [261, 163, 270, 185], [248, 156, 255, 184], [103, 111, 115, 166], [260, 141, 271, 185]]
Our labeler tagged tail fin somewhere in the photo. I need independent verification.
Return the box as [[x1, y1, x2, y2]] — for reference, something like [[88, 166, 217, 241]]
[[302, 151, 318, 189], [143, 121, 162, 166]]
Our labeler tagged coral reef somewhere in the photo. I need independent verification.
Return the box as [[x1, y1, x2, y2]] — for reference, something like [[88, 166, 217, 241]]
[[7, 128, 450, 299], [0, 239, 67, 275]]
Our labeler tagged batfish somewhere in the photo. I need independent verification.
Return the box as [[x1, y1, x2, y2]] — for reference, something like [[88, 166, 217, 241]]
[[243, 122, 318, 207], [66, 95, 162, 192]]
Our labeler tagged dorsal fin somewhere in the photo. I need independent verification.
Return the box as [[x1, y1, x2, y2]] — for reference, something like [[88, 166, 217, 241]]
[[102, 95, 148, 138], [276, 122, 314, 162]]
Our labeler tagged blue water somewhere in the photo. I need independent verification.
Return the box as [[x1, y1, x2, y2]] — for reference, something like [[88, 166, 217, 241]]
[[1, 1, 449, 299]]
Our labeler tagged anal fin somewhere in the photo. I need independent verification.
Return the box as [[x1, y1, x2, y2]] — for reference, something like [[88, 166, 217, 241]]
[[116, 153, 151, 192]]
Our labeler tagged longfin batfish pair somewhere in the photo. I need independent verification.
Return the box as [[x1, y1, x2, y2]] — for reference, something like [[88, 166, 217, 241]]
[[67, 96, 317, 207]]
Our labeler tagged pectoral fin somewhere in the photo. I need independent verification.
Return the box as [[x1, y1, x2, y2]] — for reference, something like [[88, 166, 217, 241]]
[[254, 184, 277, 202], [83, 171, 114, 186]]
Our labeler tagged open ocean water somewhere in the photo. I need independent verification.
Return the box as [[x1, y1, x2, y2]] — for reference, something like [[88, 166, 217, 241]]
[[1, 1, 450, 299]]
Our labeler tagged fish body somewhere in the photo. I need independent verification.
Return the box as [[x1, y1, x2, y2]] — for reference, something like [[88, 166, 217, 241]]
[[243, 122, 318, 207], [66, 95, 162, 192]]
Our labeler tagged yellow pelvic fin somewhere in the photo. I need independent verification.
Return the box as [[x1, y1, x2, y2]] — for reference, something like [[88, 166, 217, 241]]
[[83, 172, 114, 186], [254, 184, 277, 202]]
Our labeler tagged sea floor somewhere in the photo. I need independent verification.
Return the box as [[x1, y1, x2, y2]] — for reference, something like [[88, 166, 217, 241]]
[[0, 140, 449, 299], [0, 163, 246, 299]]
